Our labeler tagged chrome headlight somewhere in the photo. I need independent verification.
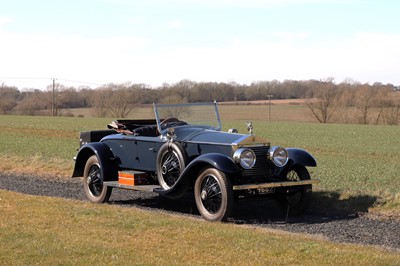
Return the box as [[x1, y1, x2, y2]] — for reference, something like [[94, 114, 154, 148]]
[[268, 146, 288, 167], [233, 148, 256, 169]]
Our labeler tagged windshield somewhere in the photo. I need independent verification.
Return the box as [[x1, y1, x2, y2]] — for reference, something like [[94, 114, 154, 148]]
[[154, 102, 222, 133]]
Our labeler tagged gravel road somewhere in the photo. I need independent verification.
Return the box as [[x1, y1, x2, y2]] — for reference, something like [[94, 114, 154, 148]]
[[1, 172, 399, 251]]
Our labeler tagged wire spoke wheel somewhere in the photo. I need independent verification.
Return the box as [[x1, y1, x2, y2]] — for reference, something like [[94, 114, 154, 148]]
[[275, 165, 312, 216], [161, 151, 181, 187], [83, 155, 112, 203], [200, 175, 223, 214], [87, 164, 103, 196], [157, 142, 187, 190], [194, 168, 233, 222]]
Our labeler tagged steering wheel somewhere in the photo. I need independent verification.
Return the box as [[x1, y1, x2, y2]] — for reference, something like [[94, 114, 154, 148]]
[[160, 118, 186, 130]]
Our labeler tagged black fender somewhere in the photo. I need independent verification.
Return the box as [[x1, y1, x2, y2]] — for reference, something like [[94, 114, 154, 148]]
[[72, 142, 118, 181], [278, 148, 317, 177], [154, 153, 239, 198]]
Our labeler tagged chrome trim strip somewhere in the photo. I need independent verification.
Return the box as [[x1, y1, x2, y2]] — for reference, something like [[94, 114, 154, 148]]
[[232, 179, 319, 190], [184, 140, 233, 146]]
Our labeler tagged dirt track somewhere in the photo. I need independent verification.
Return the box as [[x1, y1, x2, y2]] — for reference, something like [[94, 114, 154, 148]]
[[1, 172, 399, 251]]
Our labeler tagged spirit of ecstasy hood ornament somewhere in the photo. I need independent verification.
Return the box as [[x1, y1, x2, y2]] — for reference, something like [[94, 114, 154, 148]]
[[245, 121, 253, 135]]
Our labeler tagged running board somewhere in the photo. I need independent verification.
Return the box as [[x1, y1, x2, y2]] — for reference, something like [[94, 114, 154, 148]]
[[232, 179, 319, 191], [103, 181, 160, 192]]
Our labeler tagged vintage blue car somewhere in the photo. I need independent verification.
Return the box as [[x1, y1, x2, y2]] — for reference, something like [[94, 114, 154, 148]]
[[72, 102, 318, 221]]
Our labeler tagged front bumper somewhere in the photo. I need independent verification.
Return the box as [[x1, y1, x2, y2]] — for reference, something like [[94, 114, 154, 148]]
[[232, 179, 319, 191]]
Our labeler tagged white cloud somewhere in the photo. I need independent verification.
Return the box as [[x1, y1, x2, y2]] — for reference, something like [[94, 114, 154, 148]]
[[167, 20, 183, 29], [172, 0, 348, 5], [0, 16, 13, 28], [154, 0, 352, 8], [101, 0, 351, 10], [271, 31, 311, 42], [0, 30, 150, 88], [135, 31, 400, 85], [2, 28, 400, 89]]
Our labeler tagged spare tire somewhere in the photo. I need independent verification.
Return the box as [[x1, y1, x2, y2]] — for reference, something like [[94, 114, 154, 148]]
[[156, 142, 188, 190]]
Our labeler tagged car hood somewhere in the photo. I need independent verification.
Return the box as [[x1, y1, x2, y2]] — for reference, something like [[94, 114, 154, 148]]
[[175, 127, 269, 146]]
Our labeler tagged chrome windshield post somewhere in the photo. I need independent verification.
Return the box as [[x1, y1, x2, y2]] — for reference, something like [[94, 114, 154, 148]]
[[213, 100, 222, 131], [153, 103, 163, 136]]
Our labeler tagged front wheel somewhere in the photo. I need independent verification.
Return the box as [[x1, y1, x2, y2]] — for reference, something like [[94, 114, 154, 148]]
[[275, 165, 312, 216], [194, 168, 233, 222], [83, 155, 112, 203]]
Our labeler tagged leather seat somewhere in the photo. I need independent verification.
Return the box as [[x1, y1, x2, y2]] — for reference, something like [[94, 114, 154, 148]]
[[133, 125, 159, 137]]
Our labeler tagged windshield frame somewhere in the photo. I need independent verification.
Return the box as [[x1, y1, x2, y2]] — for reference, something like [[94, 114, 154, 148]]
[[153, 101, 222, 135]]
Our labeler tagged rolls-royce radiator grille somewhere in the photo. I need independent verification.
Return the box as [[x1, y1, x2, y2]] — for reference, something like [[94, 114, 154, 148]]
[[242, 146, 277, 177]]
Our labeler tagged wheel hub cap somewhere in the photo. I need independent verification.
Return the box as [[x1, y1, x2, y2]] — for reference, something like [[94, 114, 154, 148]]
[[162, 165, 168, 175], [201, 190, 207, 200]]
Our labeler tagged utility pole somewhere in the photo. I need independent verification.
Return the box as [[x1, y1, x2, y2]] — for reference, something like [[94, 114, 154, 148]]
[[51, 78, 56, 116], [267, 94, 273, 122]]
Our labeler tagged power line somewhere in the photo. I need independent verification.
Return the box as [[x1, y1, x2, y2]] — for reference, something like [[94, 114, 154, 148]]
[[0, 77, 51, 80], [57, 78, 105, 86], [0, 77, 106, 87]]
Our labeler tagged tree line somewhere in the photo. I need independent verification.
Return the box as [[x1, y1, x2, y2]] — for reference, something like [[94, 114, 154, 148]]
[[1, 79, 399, 125]]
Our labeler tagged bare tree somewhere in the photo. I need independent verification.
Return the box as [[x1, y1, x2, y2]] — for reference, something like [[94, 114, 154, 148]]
[[107, 88, 135, 118], [383, 104, 400, 125], [306, 78, 340, 123], [0, 86, 20, 114], [353, 85, 379, 125], [90, 88, 111, 118], [44, 82, 65, 116], [14, 90, 47, 115], [90, 85, 138, 118], [159, 94, 190, 118], [381, 92, 400, 125]]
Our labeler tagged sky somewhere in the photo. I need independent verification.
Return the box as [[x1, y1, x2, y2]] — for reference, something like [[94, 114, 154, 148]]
[[1, 0, 399, 90]]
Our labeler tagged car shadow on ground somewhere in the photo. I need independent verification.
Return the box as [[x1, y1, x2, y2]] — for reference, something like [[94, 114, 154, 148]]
[[109, 189, 379, 225], [230, 191, 378, 225]]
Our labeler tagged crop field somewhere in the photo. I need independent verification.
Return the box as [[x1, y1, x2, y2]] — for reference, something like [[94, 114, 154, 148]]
[[64, 100, 315, 122], [1, 104, 400, 264], [1, 106, 399, 198], [2, 106, 400, 195]]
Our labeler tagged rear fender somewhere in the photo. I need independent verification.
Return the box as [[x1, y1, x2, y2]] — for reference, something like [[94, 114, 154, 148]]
[[155, 153, 238, 198], [72, 142, 118, 181]]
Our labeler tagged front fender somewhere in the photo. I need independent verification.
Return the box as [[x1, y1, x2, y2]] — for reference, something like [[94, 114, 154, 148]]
[[184, 153, 239, 175], [277, 148, 317, 177], [154, 153, 238, 198], [72, 142, 118, 181], [287, 148, 317, 167]]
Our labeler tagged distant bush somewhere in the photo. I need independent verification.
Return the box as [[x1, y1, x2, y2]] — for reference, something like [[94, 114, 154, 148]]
[[62, 112, 75, 117]]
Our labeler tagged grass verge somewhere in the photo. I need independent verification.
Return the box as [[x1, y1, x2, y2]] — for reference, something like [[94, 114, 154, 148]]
[[1, 190, 399, 265], [0, 155, 72, 177]]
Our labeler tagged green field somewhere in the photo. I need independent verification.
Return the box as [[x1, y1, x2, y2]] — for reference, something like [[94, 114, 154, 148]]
[[1, 110, 399, 196], [1, 106, 400, 264]]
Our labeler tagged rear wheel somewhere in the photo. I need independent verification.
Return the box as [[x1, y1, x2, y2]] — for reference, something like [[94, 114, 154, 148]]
[[83, 155, 112, 203], [194, 168, 233, 222], [275, 165, 311, 216]]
